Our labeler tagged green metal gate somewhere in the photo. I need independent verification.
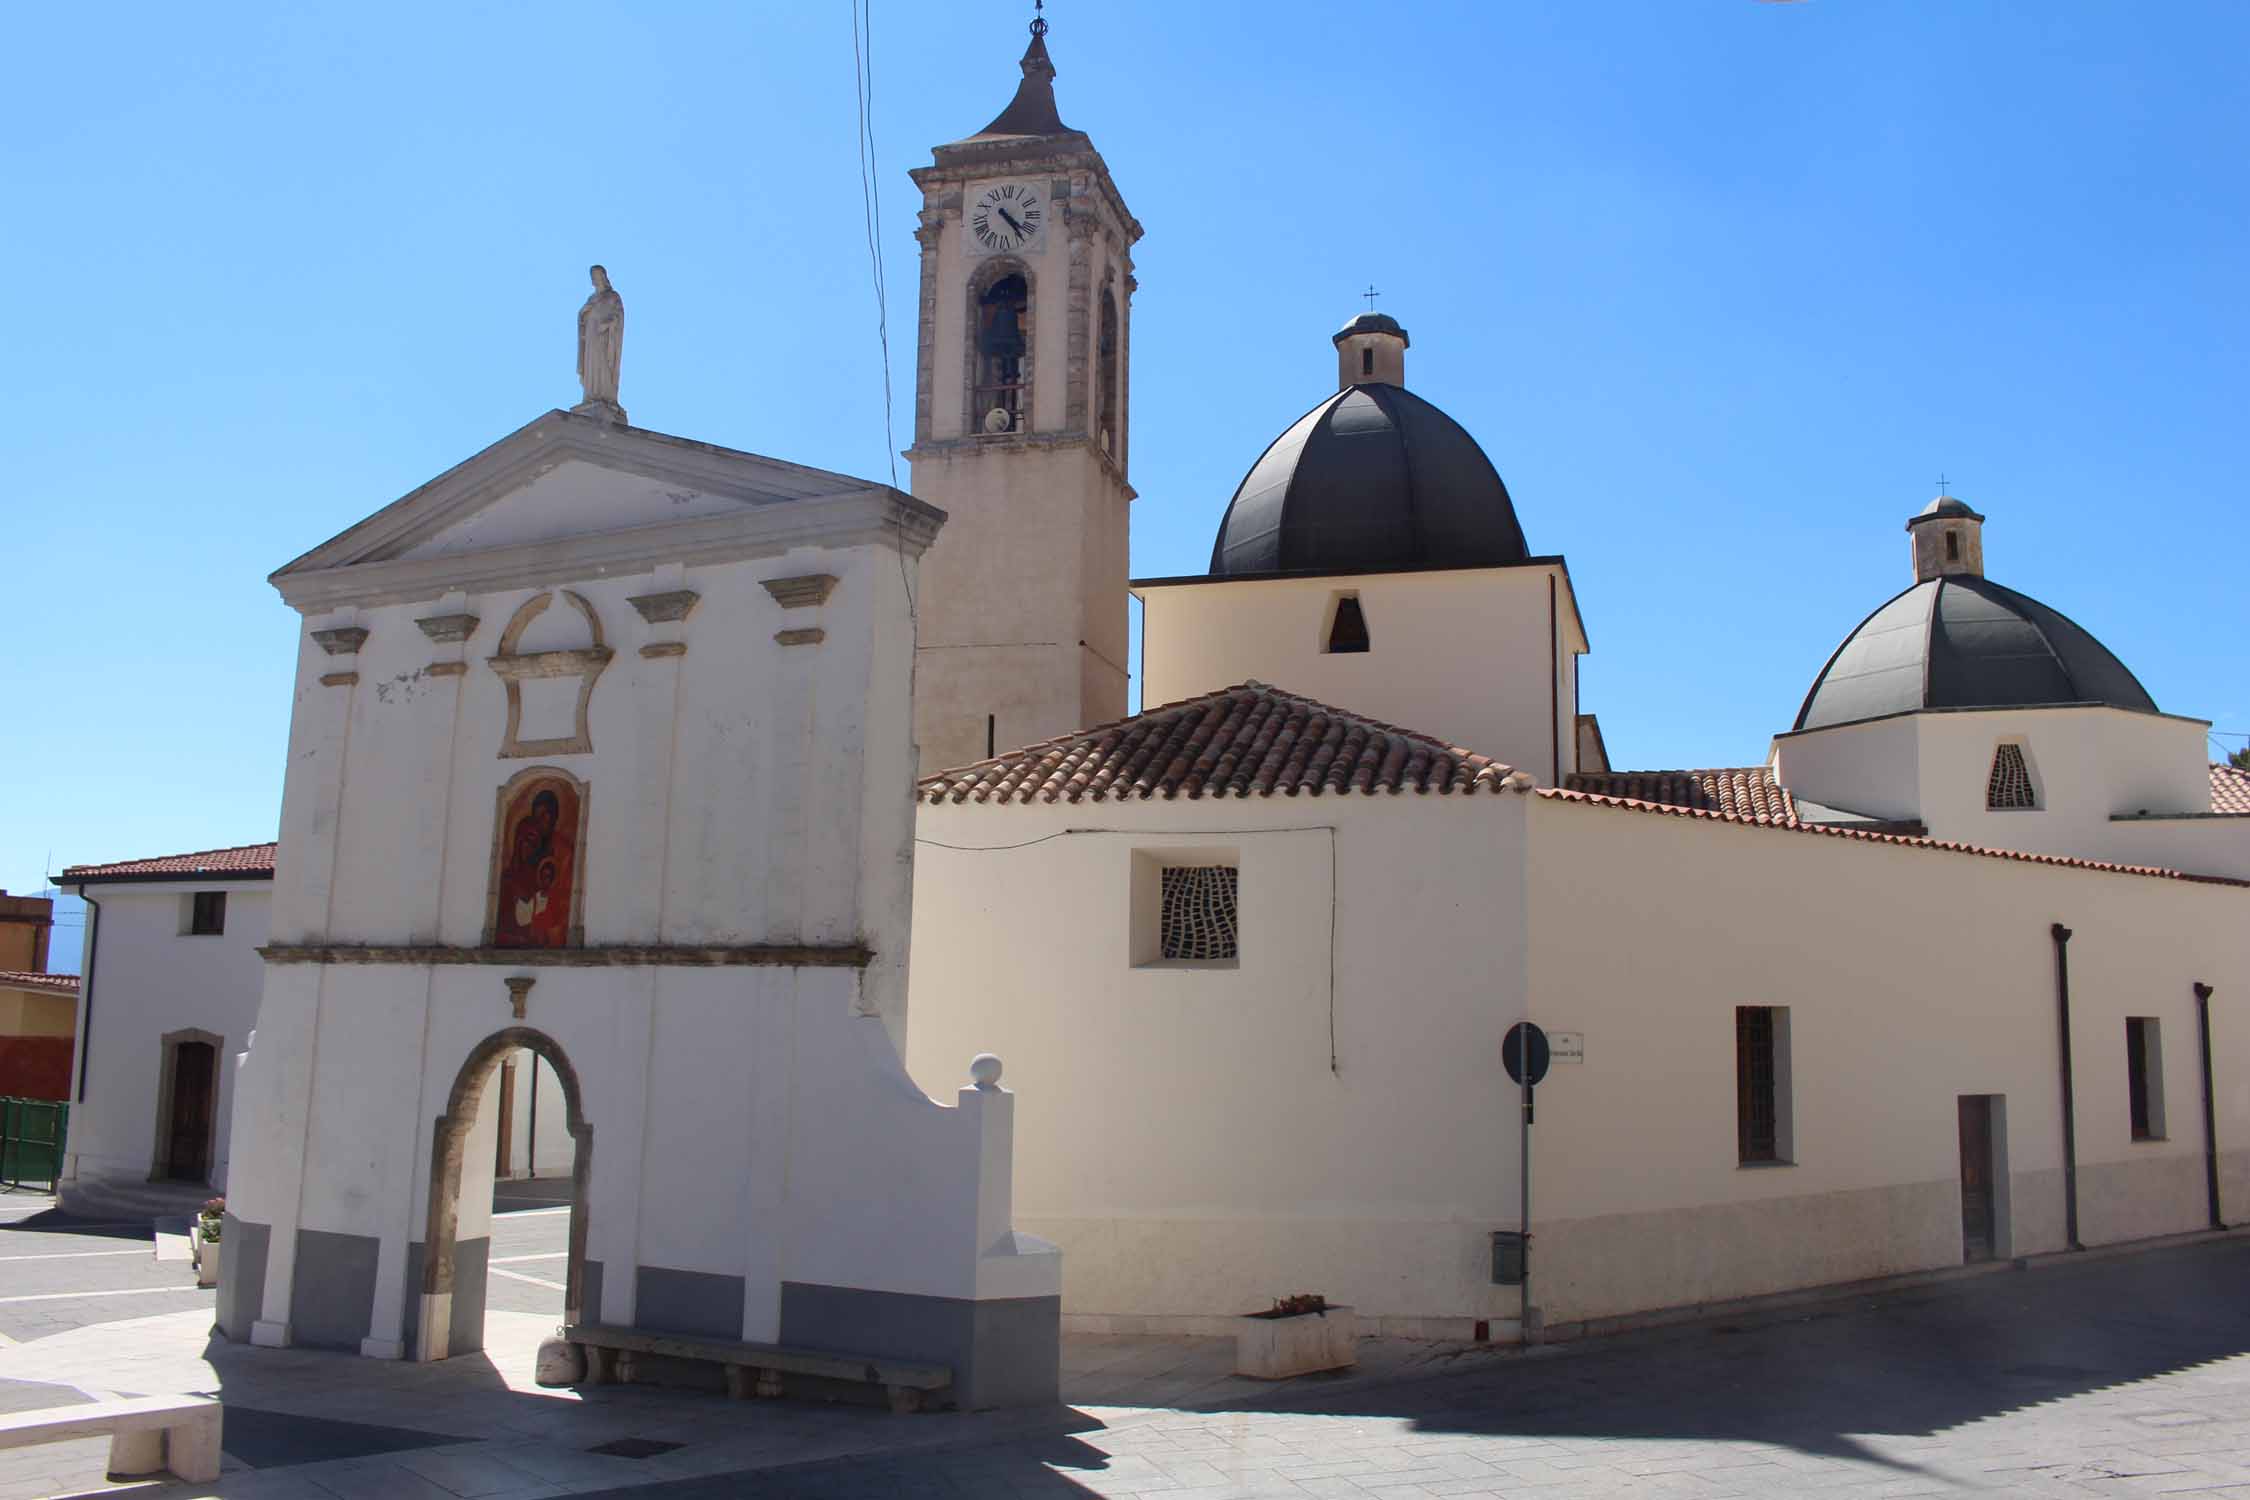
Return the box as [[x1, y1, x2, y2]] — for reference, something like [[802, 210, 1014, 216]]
[[0, 1097, 68, 1191]]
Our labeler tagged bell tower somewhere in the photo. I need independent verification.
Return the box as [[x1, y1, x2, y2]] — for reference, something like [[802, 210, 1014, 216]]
[[906, 10, 1141, 774]]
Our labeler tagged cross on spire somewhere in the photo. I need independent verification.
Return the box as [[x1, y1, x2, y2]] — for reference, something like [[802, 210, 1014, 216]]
[[1361, 284, 1382, 312], [1031, 0, 1046, 38], [1935, 473, 1953, 494]]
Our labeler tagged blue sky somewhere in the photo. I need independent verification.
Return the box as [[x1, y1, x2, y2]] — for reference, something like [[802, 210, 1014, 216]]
[[5, 1, 2244, 945]]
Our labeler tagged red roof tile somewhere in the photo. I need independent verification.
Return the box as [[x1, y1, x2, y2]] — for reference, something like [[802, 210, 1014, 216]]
[[1563, 768, 1797, 825], [2213, 762, 2250, 815], [0, 970, 78, 996], [60, 843, 278, 883], [1539, 786, 2250, 889], [921, 683, 1531, 805]]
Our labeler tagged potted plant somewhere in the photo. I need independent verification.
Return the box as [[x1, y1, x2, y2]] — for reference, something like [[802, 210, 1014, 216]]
[[1234, 1293, 1357, 1379], [194, 1199, 224, 1288]]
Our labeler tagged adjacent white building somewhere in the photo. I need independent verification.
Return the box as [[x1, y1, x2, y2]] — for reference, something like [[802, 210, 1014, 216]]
[[53, 848, 274, 1214]]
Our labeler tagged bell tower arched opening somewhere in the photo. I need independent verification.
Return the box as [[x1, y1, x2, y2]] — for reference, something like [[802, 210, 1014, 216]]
[[971, 265, 1032, 434], [416, 1025, 590, 1362]]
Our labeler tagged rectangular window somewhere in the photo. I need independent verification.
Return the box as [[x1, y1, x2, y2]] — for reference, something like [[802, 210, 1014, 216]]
[[187, 891, 227, 937], [2126, 1017, 2166, 1141], [1160, 866, 1238, 962], [1736, 1005, 1793, 1164]]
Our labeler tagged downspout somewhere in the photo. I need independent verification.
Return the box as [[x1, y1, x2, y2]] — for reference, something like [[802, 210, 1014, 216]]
[[1547, 574, 1560, 786], [72, 886, 100, 1103], [2196, 982, 2222, 1230], [2051, 923, 2082, 1251]]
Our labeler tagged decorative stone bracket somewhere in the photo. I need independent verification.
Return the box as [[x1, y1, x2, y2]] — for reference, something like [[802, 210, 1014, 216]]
[[312, 626, 368, 656]]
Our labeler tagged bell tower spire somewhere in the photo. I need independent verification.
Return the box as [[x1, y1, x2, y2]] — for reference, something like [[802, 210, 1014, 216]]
[[905, 9, 1143, 775]]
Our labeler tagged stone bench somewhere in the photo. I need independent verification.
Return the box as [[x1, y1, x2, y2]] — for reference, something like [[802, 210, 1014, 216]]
[[563, 1323, 952, 1412], [0, 1394, 222, 1483]]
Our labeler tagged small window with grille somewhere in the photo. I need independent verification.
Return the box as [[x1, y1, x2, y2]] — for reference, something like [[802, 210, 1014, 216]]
[[1987, 743, 2037, 810], [183, 891, 227, 936], [1736, 1005, 1794, 1165], [1160, 866, 1238, 962]]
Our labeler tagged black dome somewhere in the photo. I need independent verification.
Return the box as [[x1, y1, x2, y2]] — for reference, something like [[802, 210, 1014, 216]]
[[1208, 383, 1529, 577], [1794, 575, 2157, 732]]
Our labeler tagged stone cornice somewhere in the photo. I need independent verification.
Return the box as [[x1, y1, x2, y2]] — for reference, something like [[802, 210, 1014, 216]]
[[906, 431, 1135, 500], [259, 942, 873, 968], [273, 490, 945, 613]]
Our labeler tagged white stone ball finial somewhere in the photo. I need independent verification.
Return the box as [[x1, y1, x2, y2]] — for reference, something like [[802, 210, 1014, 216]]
[[969, 1053, 1004, 1090]]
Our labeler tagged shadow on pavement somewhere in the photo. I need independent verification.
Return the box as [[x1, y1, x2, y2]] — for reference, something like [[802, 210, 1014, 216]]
[[0, 1205, 151, 1243], [1158, 1235, 2250, 1478]]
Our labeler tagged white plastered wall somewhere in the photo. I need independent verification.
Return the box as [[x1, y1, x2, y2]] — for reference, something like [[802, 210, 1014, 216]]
[[1136, 567, 1587, 782], [1522, 794, 2250, 1326], [1774, 705, 2243, 877], [907, 789, 1534, 1333], [60, 883, 271, 1205], [228, 465, 1054, 1357]]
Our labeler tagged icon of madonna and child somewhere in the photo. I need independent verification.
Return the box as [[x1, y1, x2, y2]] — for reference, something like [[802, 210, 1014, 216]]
[[492, 775, 581, 948]]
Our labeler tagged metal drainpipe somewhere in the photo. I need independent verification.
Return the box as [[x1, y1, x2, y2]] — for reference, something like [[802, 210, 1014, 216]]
[[72, 887, 101, 1103], [2196, 982, 2223, 1230], [2051, 923, 2082, 1251]]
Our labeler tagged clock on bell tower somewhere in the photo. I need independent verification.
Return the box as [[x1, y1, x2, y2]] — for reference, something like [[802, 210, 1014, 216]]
[[906, 10, 1141, 776]]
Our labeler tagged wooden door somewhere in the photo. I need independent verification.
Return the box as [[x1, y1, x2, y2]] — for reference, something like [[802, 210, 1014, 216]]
[[1959, 1095, 1995, 1263], [167, 1042, 216, 1183]]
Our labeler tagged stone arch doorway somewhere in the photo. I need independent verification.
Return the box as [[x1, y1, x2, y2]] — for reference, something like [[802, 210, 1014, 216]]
[[417, 1025, 589, 1362]]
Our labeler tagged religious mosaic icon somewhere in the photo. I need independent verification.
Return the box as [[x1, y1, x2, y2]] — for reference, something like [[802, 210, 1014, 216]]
[[491, 772, 583, 948], [970, 182, 1045, 254]]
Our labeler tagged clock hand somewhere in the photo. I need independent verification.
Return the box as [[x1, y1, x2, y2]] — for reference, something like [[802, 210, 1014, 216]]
[[998, 206, 1027, 238]]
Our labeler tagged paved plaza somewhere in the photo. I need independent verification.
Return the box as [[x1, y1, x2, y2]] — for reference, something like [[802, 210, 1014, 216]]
[[8, 1186, 2250, 1498]]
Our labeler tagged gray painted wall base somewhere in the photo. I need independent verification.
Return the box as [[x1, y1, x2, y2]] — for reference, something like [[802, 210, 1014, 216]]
[[401, 1238, 491, 1359], [214, 1214, 269, 1343], [292, 1227, 380, 1351], [635, 1265, 744, 1340], [779, 1282, 1060, 1409]]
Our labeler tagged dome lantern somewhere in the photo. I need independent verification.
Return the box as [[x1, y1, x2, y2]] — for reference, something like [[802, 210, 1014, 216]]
[[1333, 312, 1409, 390], [1907, 494, 1986, 583]]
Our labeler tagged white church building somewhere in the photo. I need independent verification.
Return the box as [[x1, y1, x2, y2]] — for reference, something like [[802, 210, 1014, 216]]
[[49, 13, 2250, 1382], [896, 22, 2250, 1340]]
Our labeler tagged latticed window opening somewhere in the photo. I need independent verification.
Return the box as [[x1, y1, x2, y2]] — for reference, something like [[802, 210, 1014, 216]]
[[1737, 1006, 1779, 1164], [1987, 743, 2036, 809], [1160, 866, 1238, 962]]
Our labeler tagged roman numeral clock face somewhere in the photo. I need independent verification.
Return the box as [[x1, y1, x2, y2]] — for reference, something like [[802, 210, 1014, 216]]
[[969, 183, 1045, 253]]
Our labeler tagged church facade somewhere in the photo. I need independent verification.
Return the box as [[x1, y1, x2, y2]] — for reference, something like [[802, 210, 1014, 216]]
[[900, 27, 2250, 1338]]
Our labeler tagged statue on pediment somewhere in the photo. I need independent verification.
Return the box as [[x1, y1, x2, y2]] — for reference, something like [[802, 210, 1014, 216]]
[[574, 265, 625, 422]]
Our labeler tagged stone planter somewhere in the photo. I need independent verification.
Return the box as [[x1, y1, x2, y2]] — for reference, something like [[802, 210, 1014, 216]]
[[1234, 1304, 1357, 1379], [194, 1236, 221, 1289]]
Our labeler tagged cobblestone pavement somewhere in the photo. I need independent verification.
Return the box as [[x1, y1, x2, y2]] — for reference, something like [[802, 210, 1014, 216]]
[[575, 1235, 2250, 1499], [0, 1191, 212, 1348], [10, 1179, 2250, 1499]]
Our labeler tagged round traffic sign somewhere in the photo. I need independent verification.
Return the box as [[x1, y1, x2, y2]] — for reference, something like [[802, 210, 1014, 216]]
[[1502, 1022, 1550, 1087]]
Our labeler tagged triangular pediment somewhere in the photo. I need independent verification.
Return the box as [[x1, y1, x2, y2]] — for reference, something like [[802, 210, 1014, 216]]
[[275, 410, 886, 579]]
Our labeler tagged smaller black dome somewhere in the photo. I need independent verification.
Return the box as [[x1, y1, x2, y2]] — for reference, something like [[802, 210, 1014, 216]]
[[1208, 383, 1528, 577], [1333, 313, 1408, 345], [1915, 495, 1984, 522], [1795, 575, 2157, 732]]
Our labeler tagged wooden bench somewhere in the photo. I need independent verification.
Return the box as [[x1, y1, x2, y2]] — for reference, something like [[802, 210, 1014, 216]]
[[0, 1394, 222, 1483], [563, 1323, 952, 1413]]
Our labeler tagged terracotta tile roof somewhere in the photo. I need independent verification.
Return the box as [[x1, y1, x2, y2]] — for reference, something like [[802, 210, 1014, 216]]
[[1563, 768, 1797, 825], [60, 842, 278, 883], [921, 683, 1532, 805], [2213, 762, 2250, 815], [0, 970, 78, 997], [1539, 786, 2250, 889]]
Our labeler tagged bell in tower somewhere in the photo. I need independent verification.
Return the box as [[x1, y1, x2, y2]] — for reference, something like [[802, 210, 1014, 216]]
[[905, 8, 1144, 776]]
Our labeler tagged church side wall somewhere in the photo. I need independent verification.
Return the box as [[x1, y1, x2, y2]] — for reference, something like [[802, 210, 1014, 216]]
[[1137, 569, 1576, 780], [1523, 795, 2250, 1328], [906, 792, 1535, 1333], [60, 883, 269, 1210]]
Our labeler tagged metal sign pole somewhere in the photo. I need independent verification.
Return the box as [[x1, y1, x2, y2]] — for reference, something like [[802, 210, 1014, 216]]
[[1520, 1060, 1532, 1340]]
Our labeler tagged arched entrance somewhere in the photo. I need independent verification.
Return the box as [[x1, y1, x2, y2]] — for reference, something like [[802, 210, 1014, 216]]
[[417, 1026, 589, 1362]]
